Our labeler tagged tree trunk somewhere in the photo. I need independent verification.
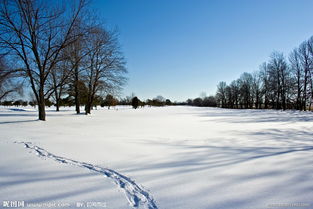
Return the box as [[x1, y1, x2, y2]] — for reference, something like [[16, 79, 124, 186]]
[[74, 67, 80, 114], [297, 74, 301, 110], [56, 100, 60, 111], [264, 97, 268, 109], [38, 89, 46, 121], [85, 103, 91, 114], [304, 69, 308, 111], [54, 88, 60, 112], [38, 101, 46, 120], [276, 90, 280, 109], [75, 88, 80, 113]]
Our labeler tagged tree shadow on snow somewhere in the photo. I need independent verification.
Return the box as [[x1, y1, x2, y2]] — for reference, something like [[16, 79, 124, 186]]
[[0, 119, 39, 124], [124, 136, 313, 208], [127, 139, 313, 174], [0, 164, 119, 205], [183, 108, 313, 123]]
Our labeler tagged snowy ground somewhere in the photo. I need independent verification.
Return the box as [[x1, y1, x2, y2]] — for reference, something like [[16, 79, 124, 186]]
[[0, 106, 313, 209]]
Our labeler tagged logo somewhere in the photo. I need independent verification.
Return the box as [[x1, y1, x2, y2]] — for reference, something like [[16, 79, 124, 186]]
[[3, 201, 25, 208]]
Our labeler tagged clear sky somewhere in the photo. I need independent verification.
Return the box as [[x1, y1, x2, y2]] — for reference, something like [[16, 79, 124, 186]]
[[90, 0, 313, 102]]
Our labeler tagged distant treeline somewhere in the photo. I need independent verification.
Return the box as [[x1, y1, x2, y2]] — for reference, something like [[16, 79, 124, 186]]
[[214, 36, 313, 110], [185, 36, 313, 111], [0, 95, 175, 109], [186, 37, 313, 110]]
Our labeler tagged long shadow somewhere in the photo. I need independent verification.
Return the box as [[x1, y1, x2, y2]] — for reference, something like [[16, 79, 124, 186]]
[[0, 112, 77, 119], [0, 119, 38, 124], [8, 108, 27, 112], [185, 107, 313, 123], [126, 137, 313, 209], [1, 172, 97, 187], [0, 113, 37, 117], [0, 166, 109, 204], [240, 128, 313, 145], [27, 185, 105, 203], [125, 138, 313, 174]]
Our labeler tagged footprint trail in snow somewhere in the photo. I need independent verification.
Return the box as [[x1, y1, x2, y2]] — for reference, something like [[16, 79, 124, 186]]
[[16, 141, 158, 209]]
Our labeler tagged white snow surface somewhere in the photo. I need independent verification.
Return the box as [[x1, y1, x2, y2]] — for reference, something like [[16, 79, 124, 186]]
[[1, 106, 313, 209]]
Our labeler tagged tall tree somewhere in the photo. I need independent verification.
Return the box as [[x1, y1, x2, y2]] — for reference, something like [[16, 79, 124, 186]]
[[259, 62, 270, 109], [229, 80, 240, 108], [238, 72, 253, 108], [306, 36, 313, 109], [83, 26, 127, 114], [216, 81, 227, 108], [298, 42, 312, 110], [47, 55, 72, 111], [252, 71, 262, 109], [289, 48, 304, 110], [65, 21, 91, 114], [267, 52, 288, 110]]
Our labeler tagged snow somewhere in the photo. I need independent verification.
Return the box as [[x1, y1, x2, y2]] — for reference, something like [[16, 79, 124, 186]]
[[0, 106, 313, 209]]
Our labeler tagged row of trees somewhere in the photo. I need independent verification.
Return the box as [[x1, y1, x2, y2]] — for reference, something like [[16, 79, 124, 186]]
[[130, 96, 172, 108], [0, 0, 127, 120], [98, 95, 173, 108], [215, 36, 313, 111], [0, 94, 174, 109]]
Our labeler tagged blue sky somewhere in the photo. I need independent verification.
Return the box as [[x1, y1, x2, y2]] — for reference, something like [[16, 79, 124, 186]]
[[91, 0, 313, 102]]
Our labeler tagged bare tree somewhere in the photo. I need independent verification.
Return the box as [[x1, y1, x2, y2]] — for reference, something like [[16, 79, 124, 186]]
[[259, 62, 270, 109], [252, 71, 262, 109], [47, 25, 91, 112], [267, 52, 288, 110], [225, 85, 232, 108], [71, 35, 85, 114], [289, 48, 304, 110], [306, 36, 313, 109], [298, 42, 312, 110], [47, 56, 71, 111], [83, 26, 127, 114], [238, 72, 253, 108], [216, 81, 227, 108], [0, 0, 87, 120], [229, 80, 240, 108], [65, 20, 92, 114]]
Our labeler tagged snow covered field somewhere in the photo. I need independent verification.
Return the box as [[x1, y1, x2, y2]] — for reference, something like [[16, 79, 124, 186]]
[[0, 106, 313, 209]]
